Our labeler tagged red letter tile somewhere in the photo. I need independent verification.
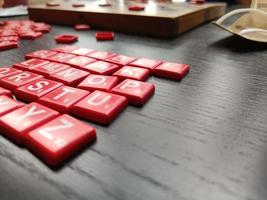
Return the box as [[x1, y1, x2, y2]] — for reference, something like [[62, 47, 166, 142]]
[[113, 66, 150, 81], [111, 79, 155, 106], [31, 62, 70, 77], [87, 51, 116, 60], [0, 95, 24, 116], [46, 52, 76, 63], [70, 47, 94, 56], [153, 62, 190, 80], [0, 87, 12, 97], [0, 102, 59, 145], [81, 61, 120, 75], [0, 71, 43, 90], [78, 75, 119, 92], [25, 114, 96, 166], [38, 86, 89, 113], [72, 90, 127, 124], [14, 78, 63, 102], [129, 58, 162, 70], [25, 50, 57, 60], [49, 67, 89, 86], [105, 54, 136, 66], [51, 45, 78, 53], [0, 67, 22, 78], [13, 58, 50, 71], [64, 56, 96, 68]]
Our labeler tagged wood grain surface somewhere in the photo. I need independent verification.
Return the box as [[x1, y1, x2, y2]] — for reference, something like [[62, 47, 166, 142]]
[[1, 12, 267, 200]]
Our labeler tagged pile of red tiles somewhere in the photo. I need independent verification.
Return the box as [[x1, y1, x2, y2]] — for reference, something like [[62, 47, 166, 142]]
[[0, 45, 189, 167], [0, 20, 51, 51]]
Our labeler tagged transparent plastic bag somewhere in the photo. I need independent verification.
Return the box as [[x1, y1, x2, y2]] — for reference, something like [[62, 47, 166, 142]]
[[214, 0, 267, 42]]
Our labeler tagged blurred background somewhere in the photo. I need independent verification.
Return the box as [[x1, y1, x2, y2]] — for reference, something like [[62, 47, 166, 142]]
[[0, 0, 252, 7]]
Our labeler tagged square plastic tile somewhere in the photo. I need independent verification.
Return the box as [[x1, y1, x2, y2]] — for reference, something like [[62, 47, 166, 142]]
[[64, 56, 96, 68], [13, 58, 50, 71], [113, 66, 150, 81], [0, 71, 43, 90], [0, 95, 24, 116], [0, 87, 12, 97], [14, 78, 63, 102], [25, 114, 96, 166], [153, 62, 190, 80], [0, 67, 22, 79], [129, 58, 162, 70], [78, 75, 119, 92], [49, 67, 89, 86], [72, 90, 127, 124], [105, 54, 136, 66], [81, 61, 120, 75], [38, 86, 89, 113], [31, 62, 70, 77], [25, 50, 57, 60], [111, 79, 155, 106]]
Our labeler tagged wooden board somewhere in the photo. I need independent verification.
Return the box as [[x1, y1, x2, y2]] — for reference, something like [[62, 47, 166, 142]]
[[28, 0, 226, 37]]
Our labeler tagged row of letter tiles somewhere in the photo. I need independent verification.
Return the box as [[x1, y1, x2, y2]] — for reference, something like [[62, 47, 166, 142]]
[[0, 69, 154, 124], [7, 61, 156, 107], [0, 97, 96, 166], [25, 46, 190, 80]]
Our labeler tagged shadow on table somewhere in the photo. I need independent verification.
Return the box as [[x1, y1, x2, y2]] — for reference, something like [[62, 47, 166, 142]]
[[210, 35, 267, 53]]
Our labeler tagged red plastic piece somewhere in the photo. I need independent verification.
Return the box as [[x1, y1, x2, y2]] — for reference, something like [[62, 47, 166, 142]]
[[72, 90, 127, 124], [13, 58, 50, 71], [81, 61, 120, 75], [51, 46, 78, 53], [49, 67, 89, 86], [0, 102, 59, 145], [129, 58, 162, 70], [0, 71, 43, 90], [0, 87, 12, 97], [105, 54, 136, 66], [55, 34, 78, 44], [0, 95, 24, 117], [32, 23, 51, 33], [113, 66, 150, 81], [25, 114, 96, 166], [14, 78, 63, 102], [95, 32, 114, 41], [25, 50, 57, 60], [38, 86, 89, 113], [19, 32, 43, 40], [153, 62, 190, 80], [64, 56, 96, 68], [0, 36, 19, 42], [190, 0, 205, 4], [72, 2, 85, 7], [78, 75, 119, 92], [74, 24, 90, 30], [128, 5, 145, 11], [0, 41, 18, 51], [31, 62, 70, 77], [70, 47, 94, 56], [111, 79, 155, 106], [46, 52, 76, 63], [0, 67, 22, 79], [0, 31, 18, 37], [87, 51, 117, 60]]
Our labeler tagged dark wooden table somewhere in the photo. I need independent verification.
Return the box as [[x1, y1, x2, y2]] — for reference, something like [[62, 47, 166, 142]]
[[1, 12, 267, 200]]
